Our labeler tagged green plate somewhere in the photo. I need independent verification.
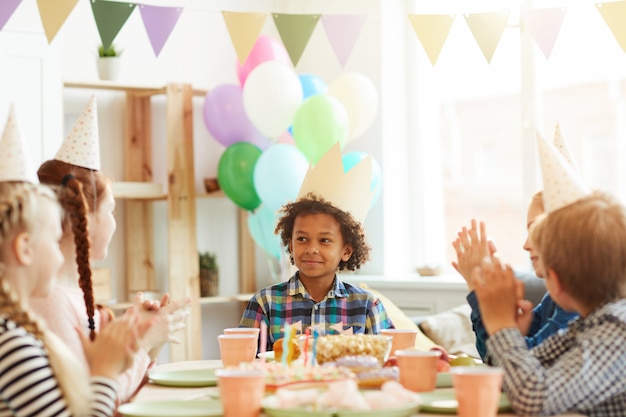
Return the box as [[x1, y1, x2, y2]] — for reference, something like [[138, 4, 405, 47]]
[[419, 391, 512, 414], [118, 400, 222, 417], [435, 372, 452, 388], [148, 369, 218, 387], [262, 396, 418, 417]]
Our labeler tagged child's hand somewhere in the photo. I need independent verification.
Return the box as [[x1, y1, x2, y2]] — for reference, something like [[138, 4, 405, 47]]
[[452, 220, 496, 290], [473, 257, 519, 335]]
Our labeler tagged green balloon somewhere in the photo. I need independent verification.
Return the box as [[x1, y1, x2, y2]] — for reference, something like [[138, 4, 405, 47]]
[[218, 142, 262, 211], [292, 94, 349, 164]]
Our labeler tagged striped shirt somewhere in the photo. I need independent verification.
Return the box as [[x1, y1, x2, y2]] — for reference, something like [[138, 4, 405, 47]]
[[0, 316, 118, 417], [488, 299, 626, 417], [239, 273, 394, 351]]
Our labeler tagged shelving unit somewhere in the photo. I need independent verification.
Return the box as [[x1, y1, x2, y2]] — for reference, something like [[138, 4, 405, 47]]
[[64, 80, 257, 361]]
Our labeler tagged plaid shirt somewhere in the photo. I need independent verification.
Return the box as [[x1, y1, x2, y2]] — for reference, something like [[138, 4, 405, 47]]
[[239, 272, 394, 351], [487, 299, 626, 417]]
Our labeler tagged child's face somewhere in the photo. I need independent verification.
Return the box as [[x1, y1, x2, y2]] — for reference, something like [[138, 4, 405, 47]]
[[289, 213, 353, 282], [88, 185, 116, 261], [523, 200, 545, 278], [31, 202, 64, 297]]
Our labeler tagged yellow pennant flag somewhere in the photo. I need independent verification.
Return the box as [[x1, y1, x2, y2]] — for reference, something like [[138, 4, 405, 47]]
[[596, 1, 626, 52], [408, 14, 456, 66], [464, 11, 510, 64], [222, 11, 267, 65], [36, 0, 79, 43]]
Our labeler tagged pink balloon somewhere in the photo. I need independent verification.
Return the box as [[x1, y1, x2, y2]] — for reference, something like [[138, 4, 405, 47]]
[[237, 35, 292, 86]]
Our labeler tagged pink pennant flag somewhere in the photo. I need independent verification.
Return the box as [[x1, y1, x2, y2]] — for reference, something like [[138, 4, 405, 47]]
[[522, 7, 566, 59], [321, 14, 366, 67], [0, 0, 21, 31], [138, 4, 183, 57]]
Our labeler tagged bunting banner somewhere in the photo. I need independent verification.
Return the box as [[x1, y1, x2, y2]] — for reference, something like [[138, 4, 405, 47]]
[[222, 11, 267, 65], [36, 0, 79, 43], [408, 13, 456, 66], [464, 11, 511, 64], [273, 13, 320, 66], [91, 0, 136, 51], [522, 7, 566, 59], [321, 14, 366, 68], [596, 1, 626, 52], [138, 3, 183, 57], [0, 0, 21, 32]]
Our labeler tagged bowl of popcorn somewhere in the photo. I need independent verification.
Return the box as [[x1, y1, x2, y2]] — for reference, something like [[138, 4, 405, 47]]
[[313, 334, 393, 366]]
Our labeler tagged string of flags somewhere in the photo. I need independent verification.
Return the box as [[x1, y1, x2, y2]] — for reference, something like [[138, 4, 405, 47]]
[[1, 0, 626, 65]]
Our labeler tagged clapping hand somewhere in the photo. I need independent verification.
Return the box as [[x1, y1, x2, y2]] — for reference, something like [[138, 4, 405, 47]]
[[452, 219, 497, 291]]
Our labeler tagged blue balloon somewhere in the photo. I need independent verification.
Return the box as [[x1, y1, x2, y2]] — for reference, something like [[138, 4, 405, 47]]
[[342, 151, 382, 207], [247, 204, 283, 260], [299, 74, 327, 100]]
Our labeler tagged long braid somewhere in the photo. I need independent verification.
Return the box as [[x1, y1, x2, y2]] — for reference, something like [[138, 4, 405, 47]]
[[58, 178, 97, 340]]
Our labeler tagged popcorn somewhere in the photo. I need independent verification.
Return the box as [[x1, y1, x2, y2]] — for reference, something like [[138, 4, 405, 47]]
[[313, 334, 392, 365]]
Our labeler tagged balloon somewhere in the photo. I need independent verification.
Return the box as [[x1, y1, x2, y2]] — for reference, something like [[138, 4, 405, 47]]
[[292, 94, 349, 164], [217, 142, 262, 211], [342, 151, 382, 207], [299, 73, 327, 100], [254, 144, 309, 212], [247, 204, 283, 260], [202, 84, 270, 149], [328, 72, 379, 142], [237, 35, 292, 87], [243, 61, 303, 139]]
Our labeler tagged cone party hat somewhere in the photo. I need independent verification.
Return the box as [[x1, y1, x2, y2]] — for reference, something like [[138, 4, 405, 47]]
[[55, 96, 101, 170], [0, 105, 39, 183]]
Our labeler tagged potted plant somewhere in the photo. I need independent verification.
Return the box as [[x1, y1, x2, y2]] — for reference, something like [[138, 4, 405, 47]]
[[199, 251, 219, 297], [97, 44, 122, 81]]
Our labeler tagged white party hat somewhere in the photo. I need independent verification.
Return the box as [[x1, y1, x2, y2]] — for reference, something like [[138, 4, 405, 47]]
[[55, 96, 101, 170], [552, 122, 580, 173], [296, 143, 373, 224], [536, 131, 590, 213], [0, 105, 39, 183]]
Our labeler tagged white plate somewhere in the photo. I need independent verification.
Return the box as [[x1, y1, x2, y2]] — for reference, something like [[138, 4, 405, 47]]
[[118, 400, 222, 417]]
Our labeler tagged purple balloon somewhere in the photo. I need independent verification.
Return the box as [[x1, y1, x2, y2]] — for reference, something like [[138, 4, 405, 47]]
[[202, 84, 270, 149]]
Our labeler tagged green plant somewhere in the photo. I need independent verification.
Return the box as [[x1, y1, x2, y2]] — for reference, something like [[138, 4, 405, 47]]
[[98, 44, 121, 58], [199, 251, 218, 271]]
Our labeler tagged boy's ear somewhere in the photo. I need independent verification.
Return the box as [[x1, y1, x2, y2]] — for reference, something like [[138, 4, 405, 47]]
[[342, 245, 354, 261], [12, 232, 33, 265], [547, 268, 563, 295]]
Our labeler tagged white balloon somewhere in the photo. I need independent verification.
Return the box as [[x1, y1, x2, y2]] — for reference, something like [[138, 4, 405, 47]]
[[328, 72, 379, 142], [243, 61, 303, 139]]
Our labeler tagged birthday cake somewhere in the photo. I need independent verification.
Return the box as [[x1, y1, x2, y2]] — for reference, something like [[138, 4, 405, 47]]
[[243, 361, 356, 392]]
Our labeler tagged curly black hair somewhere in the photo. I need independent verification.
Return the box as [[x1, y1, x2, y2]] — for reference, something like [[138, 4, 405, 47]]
[[275, 192, 371, 271]]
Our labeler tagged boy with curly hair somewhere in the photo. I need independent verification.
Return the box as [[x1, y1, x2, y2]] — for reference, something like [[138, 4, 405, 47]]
[[240, 145, 394, 351]]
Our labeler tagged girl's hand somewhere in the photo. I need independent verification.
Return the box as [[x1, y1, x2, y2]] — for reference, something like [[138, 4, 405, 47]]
[[452, 220, 495, 290]]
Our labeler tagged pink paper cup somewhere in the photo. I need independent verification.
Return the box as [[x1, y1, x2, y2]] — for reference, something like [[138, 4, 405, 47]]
[[451, 366, 504, 417], [381, 329, 419, 357], [396, 349, 441, 392], [223, 328, 260, 355], [216, 368, 266, 417], [218, 334, 258, 367]]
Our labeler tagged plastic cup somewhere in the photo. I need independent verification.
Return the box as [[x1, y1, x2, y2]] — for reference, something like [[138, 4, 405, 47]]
[[218, 334, 258, 367], [381, 329, 418, 357], [396, 349, 441, 392], [216, 368, 266, 417], [451, 366, 504, 417], [223, 327, 260, 356]]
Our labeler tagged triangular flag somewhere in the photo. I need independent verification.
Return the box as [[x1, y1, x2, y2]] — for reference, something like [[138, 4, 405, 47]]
[[222, 11, 267, 65], [321, 14, 366, 67], [90, 0, 136, 51], [522, 7, 566, 59], [463, 11, 510, 64], [552, 122, 579, 173], [138, 4, 183, 57], [408, 13, 456, 66], [0, 105, 38, 183], [36, 0, 79, 43], [272, 13, 320, 66], [596, 1, 626, 52], [0, 0, 22, 31], [55, 96, 101, 171]]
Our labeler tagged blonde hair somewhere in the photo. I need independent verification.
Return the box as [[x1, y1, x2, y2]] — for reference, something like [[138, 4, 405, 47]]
[[0, 182, 91, 415], [531, 191, 626, 308]]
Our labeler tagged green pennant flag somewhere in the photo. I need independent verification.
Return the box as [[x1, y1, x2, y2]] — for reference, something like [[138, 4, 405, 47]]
[[272, 13, 320, 66], [91, 0, 136, 50]]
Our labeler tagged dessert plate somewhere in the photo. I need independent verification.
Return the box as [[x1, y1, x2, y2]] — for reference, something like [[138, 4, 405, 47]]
[[435, 372, 452, 388], [262, 395, 419, 417], [419, 390, 512, 414], [118, 399, 222, 417], [148, 368, 218, 387]]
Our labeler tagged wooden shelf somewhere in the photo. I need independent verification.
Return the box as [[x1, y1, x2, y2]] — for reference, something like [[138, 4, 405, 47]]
[[106, 293, 253, 311], [111, 181, 167, 200], [64, 80, 207, 97]]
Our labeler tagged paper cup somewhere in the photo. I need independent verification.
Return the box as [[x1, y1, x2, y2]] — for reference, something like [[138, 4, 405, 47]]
[[396, 349, 441, 392], [451, 366, 504, 417], [218, 334, 258, 367], [216, 368, 266, 417]]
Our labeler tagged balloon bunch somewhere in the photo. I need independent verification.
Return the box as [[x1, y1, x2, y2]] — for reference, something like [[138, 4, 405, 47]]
[[202, 35, 381, 262]]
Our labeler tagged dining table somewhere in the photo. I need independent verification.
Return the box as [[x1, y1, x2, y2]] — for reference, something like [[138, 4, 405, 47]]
[[129, 359, 586, 417]]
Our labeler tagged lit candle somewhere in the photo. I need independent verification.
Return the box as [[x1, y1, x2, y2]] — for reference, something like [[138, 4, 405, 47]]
[[259, 321, 267, 365], [312, 328, 319, 366]]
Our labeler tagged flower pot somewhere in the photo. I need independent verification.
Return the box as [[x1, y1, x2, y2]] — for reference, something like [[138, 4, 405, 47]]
[[97, 57, 121, 81], [200, 269, 218, 297]]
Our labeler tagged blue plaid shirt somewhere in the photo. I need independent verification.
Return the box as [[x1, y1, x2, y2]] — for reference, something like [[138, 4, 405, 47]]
[[239, 272, 394, 351], [488, 299, 626, 417]]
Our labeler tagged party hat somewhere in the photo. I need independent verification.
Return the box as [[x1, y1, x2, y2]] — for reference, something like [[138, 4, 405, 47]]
[[297, 142, 373, 224], [0, 105, 39, 183], [55, 96, 101, 170], [536, 131, 590, 213], [552, 122, 580, 173]]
